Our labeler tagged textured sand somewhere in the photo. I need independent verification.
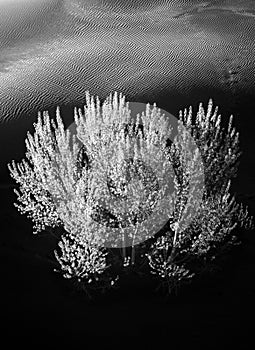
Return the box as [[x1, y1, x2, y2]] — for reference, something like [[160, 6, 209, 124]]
[[0, 0, 255, 185], [0, 0, 254, 172], [0, 0, 254, 122]]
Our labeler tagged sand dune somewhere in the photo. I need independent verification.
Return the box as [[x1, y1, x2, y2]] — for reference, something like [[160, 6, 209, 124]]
[[0, 0, 254, 121], [0, 0, 255, 184]]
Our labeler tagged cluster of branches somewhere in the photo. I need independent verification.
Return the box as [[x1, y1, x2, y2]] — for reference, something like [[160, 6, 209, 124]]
[[145, 99, 253, 294], [8, 91, 254, 297]]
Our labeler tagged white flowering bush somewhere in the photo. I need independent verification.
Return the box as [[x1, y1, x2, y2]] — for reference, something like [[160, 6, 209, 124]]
[[145, 99, 254, 294], [54, 233, 108, 282], [7, 91, 254, 298], [7, 104, 116, 294], [73, 92, 173, 246]]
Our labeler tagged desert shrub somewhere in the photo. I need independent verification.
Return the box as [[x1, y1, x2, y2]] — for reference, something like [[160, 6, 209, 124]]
[[8, 92, 254, 297], [145, 99, 254, 294]]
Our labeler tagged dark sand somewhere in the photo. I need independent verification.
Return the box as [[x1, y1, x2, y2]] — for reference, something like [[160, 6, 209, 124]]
[[0, 0, 255, 344]]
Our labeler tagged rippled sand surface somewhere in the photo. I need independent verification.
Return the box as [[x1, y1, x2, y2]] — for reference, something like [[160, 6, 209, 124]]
[[0, 0, 255, 183]]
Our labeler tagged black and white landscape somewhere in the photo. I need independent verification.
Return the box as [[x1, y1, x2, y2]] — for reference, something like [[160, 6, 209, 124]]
[[0, 0, 255, 345]]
